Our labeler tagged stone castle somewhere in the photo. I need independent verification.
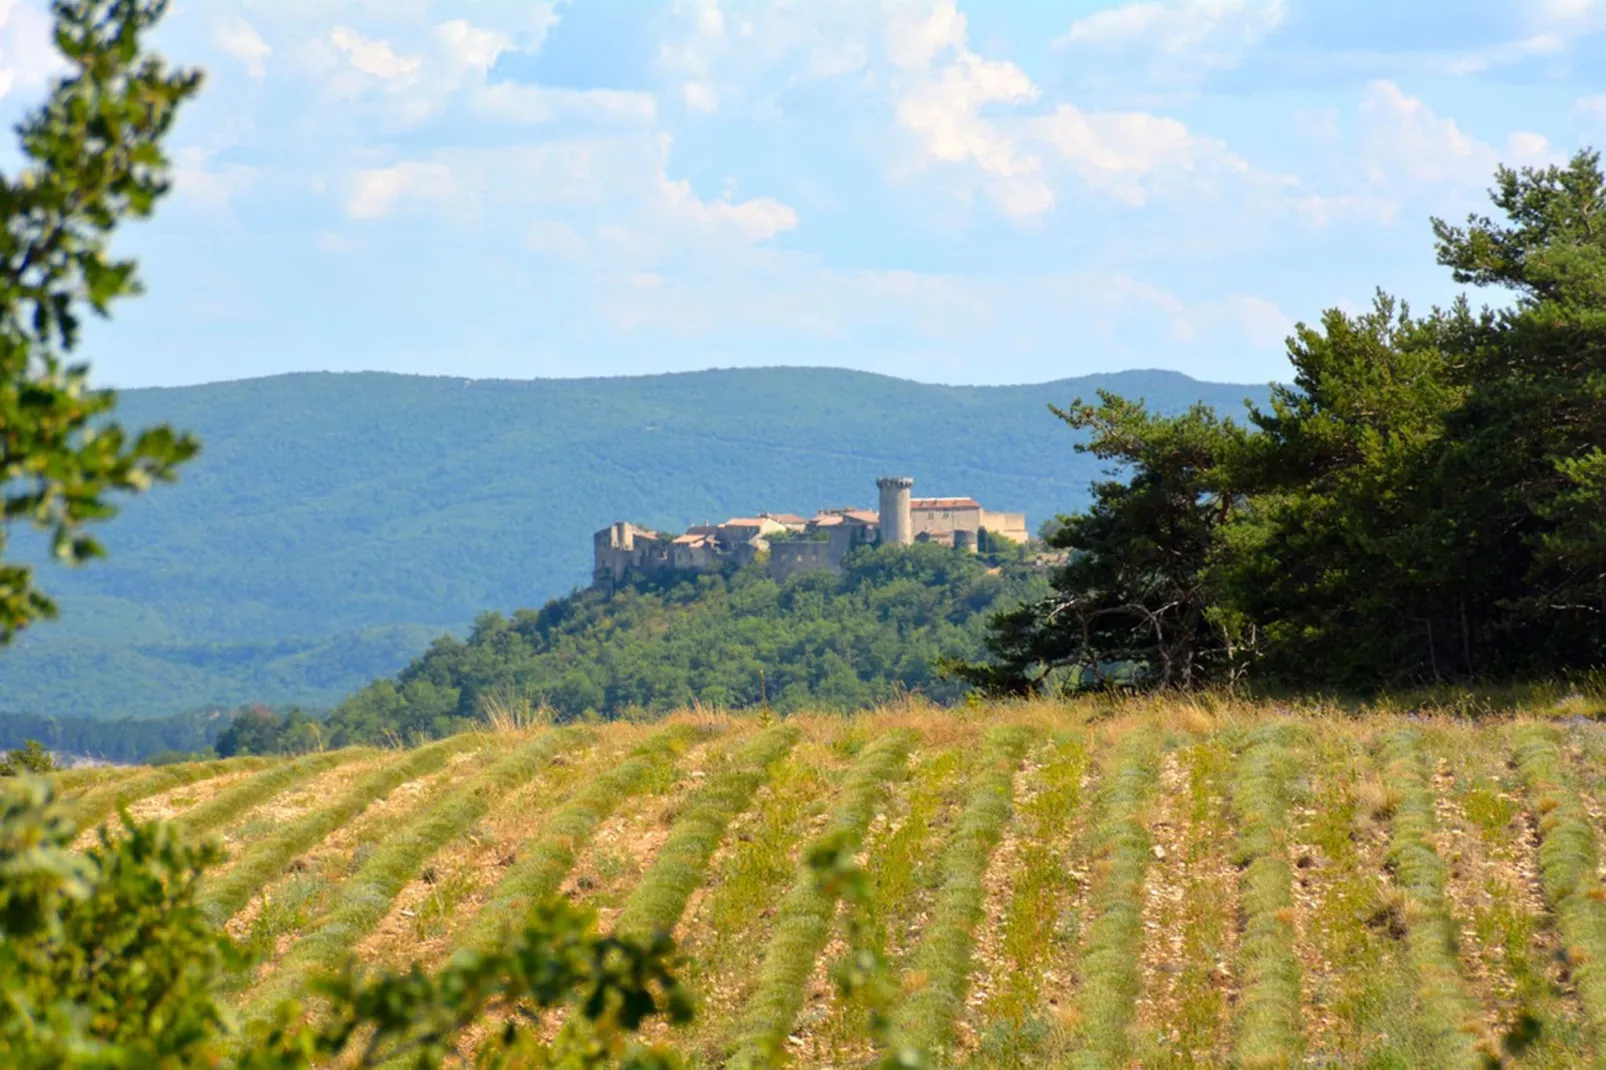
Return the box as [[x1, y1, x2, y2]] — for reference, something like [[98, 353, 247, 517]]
[[592, 476, 1029, 588]]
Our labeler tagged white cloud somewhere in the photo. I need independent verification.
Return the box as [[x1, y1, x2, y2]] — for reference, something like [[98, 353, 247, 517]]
[[682, 81, 718, 113], [347, 160, 456, 220], [474, 83, 658, 124], [0, 0, 62, 100], [1358, 80, 1552, 190], [1574, 93, 1606, 123], [172, 147, 257, 211], [216, 17, 273, 79], [329, 26, 421, 81], [1226, 293, 1293, 348], [1438, 33, 1566, 76], [1026, 104, 1252, 205], [527, 220, 587, 259], [658, 167, 799, 242], [883, 2, 1053, 218], [1055, 0, 1286, 80], [435, 19, 511, 75]]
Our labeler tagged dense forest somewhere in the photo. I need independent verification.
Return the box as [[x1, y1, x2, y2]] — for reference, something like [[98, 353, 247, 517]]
[[958, 152, 1606, 697], [313, 544, 1049, 747], [1, 367, 1263, 720]]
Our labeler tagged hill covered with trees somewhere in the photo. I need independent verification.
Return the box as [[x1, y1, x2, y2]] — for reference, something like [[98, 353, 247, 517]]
[[3, 367, 1262, 720], [320, 543, 1050, 747]]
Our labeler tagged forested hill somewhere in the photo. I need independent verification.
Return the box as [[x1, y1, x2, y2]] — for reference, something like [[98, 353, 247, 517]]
[[322, 544, 1051, 745], [3, 366, 1264, 720]]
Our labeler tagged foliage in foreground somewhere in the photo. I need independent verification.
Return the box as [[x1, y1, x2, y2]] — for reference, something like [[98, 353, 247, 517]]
[[0, 0, 199, 645], [0, 758, 921, 1068], [0, 775, 691, 1068], [958, 150, 1606, 695]]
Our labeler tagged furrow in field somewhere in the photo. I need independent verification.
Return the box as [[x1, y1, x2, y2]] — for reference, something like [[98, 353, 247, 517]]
[[670, 739, 837, 1065], [959, 731, 1092, 1066], [795, 737, 976, 1065], [886, 722, 1034, 1061], [723, 727, 914, 1070], [1063, 724, 1162, 1067], [224, 750, 494, 973], [442, 721, 716, 961], [1132, 732, 1238, 1067], [1379, 727, 1487, 1067], [350, 733, 603, 971], [200, 733, 486, 924], [68, 755, 276, 833], [1224, 722, 1303, 1069], [209, 750, 394, 863], [1431, 727, 1590, 1064], [613, 724, 800, 938], [440, 725, 797, 1064], [1513, 724, 1606, 1039], [175, 748, 376, 839], [1295, 726, 1432, 1064], [561, 732, 737, 936], [236, 727, 587, 1021]]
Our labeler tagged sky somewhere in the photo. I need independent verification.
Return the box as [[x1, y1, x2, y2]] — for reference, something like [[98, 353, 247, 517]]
[[2, 0, 1604, 388]]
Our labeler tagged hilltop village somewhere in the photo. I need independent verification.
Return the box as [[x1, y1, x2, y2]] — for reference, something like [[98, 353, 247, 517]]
[[593, 476, 1030, 589]]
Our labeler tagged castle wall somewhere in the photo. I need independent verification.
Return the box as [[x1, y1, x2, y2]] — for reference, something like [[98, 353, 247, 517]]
[[979, 510, 1030, 544], [768, 539, 836, 581]]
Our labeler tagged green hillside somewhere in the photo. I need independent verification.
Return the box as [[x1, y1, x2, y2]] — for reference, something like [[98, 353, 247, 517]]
[[324, 543, 1051, 745], [3, 367, 1265, 719]]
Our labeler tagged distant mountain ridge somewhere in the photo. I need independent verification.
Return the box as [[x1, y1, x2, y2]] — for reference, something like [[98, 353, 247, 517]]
[[1, 366, 1270, 719]]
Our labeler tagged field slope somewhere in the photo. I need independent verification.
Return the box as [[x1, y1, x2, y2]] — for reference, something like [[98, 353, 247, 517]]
[[57, 700, 1606, 1067]]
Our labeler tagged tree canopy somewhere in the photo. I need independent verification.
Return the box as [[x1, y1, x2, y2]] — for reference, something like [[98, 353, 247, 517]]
[[0, 0, 200, 644], [958, 151, 1606, 696]]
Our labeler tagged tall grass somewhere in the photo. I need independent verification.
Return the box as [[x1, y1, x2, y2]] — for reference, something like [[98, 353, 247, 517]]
[[613, 724, 799, 939], [198, 733, 484, 924], [889, 723, 1033, 1059], [450, 722, 714, 954], [176, 748, 373, 839], [1068, 726, 1161, 1069], [725, 728, 914, 1070], [1513, 724, 1606, 1032], [1229, 722, 1304, 1069], [69, 755, 276, 831], [1378, 729, 1485, 1068], [240, 727, 586, 1020]]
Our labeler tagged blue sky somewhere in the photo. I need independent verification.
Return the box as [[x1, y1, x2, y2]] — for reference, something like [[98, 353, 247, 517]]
[[2, 0, 1604, 387]]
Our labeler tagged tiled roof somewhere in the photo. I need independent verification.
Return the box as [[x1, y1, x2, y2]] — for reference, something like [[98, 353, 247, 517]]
[[911, 497, 981, 509]]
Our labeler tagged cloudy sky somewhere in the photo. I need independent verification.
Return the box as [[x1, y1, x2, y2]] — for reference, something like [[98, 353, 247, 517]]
[[1, 0, 1603, 387]]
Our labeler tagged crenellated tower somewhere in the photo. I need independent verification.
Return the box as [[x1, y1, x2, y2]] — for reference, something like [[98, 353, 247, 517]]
[[876, 476, 914, 546]]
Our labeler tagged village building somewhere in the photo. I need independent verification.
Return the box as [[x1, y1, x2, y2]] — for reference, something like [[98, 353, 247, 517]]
[[592, 477, 1030, 588]]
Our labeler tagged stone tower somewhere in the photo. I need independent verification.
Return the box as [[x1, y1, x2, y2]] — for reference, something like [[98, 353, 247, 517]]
[[877, 476, 914, 546]]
